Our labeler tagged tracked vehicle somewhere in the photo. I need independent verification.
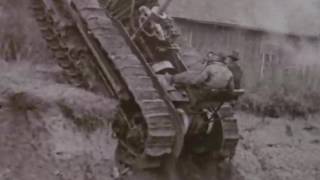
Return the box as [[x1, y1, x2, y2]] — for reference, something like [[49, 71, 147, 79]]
[[30, 0, 244, 170]]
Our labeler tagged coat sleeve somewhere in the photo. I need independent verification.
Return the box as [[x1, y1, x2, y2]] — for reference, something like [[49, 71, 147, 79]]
[[193, 68, 209, 85], [173, 71, 195, 85]]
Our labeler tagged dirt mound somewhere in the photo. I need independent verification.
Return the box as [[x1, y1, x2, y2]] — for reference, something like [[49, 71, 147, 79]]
[[0, 61, 118, 180]]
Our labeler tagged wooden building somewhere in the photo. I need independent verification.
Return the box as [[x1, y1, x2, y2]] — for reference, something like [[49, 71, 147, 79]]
[[163, 0, 320, 82]]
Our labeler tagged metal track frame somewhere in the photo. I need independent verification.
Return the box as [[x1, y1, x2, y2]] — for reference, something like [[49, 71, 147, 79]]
[[68, 0, 181, 158], [32, 0, 184, 161]]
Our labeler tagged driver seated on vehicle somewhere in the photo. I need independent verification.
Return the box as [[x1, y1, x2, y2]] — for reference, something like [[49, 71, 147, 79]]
[[169, 52, 234, 105], [172, 52, 234, 89]]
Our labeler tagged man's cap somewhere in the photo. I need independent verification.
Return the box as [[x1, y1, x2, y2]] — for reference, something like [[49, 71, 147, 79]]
[[207, 51, 217, 57], [207, 51, 225, 62], [228, 51, 240, 61]]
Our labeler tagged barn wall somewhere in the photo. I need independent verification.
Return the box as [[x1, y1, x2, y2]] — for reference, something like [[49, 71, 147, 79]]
[[175, 19, 320, 86], [175, 19, 264, 84]]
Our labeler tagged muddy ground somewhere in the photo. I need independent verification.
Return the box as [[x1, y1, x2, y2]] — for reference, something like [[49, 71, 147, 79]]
[[0, 61, 319, 180]]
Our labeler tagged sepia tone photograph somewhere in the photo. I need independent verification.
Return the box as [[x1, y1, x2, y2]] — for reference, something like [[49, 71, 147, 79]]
[[0, 0, 320, 179]]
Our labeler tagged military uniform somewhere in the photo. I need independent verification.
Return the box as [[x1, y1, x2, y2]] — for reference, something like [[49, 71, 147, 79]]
[[172, 53, 234, 107], [226, 51, 243, 89], [173, 61, 234, 90]]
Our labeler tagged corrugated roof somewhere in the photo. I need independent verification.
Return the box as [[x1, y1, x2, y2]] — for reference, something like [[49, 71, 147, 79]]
[[161, 0, 320, 37]]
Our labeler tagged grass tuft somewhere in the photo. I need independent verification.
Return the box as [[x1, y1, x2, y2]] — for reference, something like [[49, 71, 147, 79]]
[[240, 65, 320, 118]]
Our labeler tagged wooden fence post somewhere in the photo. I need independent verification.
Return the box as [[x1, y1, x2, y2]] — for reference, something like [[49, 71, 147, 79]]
[[260, 53, 265, 80]]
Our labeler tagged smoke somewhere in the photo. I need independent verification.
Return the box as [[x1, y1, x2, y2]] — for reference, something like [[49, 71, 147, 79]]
[[289, 40, 320, 66], [229, 0, 320, 66], [235, 0, 320, 36], [165, 0, 320, 35]]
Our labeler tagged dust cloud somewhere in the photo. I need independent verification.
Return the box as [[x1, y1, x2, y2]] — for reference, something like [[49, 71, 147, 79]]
[[247, 0, 320, 67], [235, 0, 320, 36]]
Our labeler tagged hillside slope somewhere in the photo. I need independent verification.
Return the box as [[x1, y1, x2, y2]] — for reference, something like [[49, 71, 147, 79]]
[[0, 61, 118, 180]]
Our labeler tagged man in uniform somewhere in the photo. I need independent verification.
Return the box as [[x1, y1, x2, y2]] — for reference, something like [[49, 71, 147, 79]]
[[225, 51, 243, 89], [172, 51, 234, 90], [169, 52, 234, 106]]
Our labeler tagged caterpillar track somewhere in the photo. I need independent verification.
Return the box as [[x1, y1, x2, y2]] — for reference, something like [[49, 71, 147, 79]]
[[31, 0, 182, 166], [31, 0, 242, 170], [30, 0, 88, 88], [30, 0, 112, 93]]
